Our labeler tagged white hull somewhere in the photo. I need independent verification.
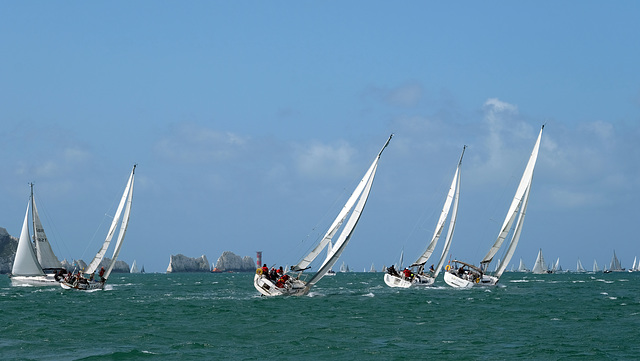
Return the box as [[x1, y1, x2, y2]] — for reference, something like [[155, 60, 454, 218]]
[[383, 273, 434, 288], [10, 274, 60, 287], [60, 280, 105, 291], [443, 270, 498, 288], [253, 274, 307, 297]]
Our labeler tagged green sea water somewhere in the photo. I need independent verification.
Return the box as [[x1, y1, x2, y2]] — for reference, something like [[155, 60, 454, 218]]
[[1, 271, 639, 360]]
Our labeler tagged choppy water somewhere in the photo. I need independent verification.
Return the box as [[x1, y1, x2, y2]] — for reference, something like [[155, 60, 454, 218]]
[[1, 272, 639, 360]]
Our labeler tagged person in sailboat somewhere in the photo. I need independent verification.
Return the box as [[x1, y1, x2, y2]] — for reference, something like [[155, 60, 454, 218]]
[[429, 264, 435, 274], [277, 266, 284, 276], [402, 268, 414, 280], [99, 267, 106, 282], [387, 265, 399, 276], [261, 264, 269, 275]]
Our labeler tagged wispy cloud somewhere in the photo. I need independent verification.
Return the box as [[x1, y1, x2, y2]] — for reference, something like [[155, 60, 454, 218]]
[[155, 122, 249, 163], [293, 141, 357, 180]]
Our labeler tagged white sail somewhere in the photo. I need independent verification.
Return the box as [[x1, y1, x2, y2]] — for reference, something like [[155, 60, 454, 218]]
[[593, 259, 599, 273], [306, 160, 377, 290], [291, 145, 384, 273], [433, 154, 463, 278], [130, 260, 139, 273], [412, 149, 463, 267], [576, 258, 586, 273], [397, 249, 404, 270], [86, 166, 135, 275], [495, 181, 531, 278], [30, 184, 63, 271], [12, 203, 45, 277], [104, 166, 135, 280], [481, 126, 543, 270], [369, 263, 376, 272], [531, 249, 547, 274]]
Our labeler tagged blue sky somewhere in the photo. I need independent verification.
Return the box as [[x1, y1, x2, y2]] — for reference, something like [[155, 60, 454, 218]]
[[1, 2, 639, 273]]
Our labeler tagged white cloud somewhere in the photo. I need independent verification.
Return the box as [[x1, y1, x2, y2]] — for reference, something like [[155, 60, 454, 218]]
[[294, 141, 357, 180], [155, 122, 249, 163]]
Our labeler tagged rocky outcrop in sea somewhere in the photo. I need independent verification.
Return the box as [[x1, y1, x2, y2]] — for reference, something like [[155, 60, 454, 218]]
[[0, 228, 18, 274], [166, 254, 210, 273], [213, 251, 255, 272]]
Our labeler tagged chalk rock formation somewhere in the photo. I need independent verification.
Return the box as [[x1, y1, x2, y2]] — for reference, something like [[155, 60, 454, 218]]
[[213, 251, 255, 272], [166, 254, 210, 273]]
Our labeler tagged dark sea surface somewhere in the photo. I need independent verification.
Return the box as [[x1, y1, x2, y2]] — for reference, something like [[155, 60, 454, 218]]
[[1, 271, 639, 360]]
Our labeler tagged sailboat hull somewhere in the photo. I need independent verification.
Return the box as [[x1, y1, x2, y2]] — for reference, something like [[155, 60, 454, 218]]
[[253, 274, 307, 297], [9, 274, 60, 287], [60, 280, 105, 291], [383, 273, 434, 288], [443, 270, 498, 288]]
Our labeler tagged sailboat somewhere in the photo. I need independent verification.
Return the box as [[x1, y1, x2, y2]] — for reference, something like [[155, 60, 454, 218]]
[[444, 125, 544, 288], [130, 260, 140, 273], [9, 184, 66, 286], [384, 146, 464, 288], [592, 259, 600, 273], [60, 165, 136, 291], [629, 257, 638, 272], [576, 258, 586, 273], [531, 249, 549, 274], [551, 257, 562, 273], [607, 250, 624, 272], [254, 135, 392, 296], [517, 258, 530, 272], [369, 263, 376, 272]]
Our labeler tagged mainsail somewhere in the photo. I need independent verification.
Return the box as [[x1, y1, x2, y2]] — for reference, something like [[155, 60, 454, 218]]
[[30, 184, 63, 272], [412, 146, 465, 270], [531, 249, 547, 274], [12, 203, 45, 277], [291, 138, 387, 273], [86, 165, 136, 279], [576, 259, 586, 273], [481, 126, 544, 272]]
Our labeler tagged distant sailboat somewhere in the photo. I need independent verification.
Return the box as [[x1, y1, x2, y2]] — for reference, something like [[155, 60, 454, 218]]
[[592, 259, 600, 273], [608, 250, 624, 272], [576, 258, 586, 273], [385, 146, 464, 288], [369, 263, 376, 272], [130, 260, 140, 273], [629, 257, 638, 272], [10, 184, 66, 286], [61, 165, 136, 291], [444, 126, 544, 288], [253, 135, 392, 296], [517, 258, 530, 272], [531, 249, 549, 274]]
